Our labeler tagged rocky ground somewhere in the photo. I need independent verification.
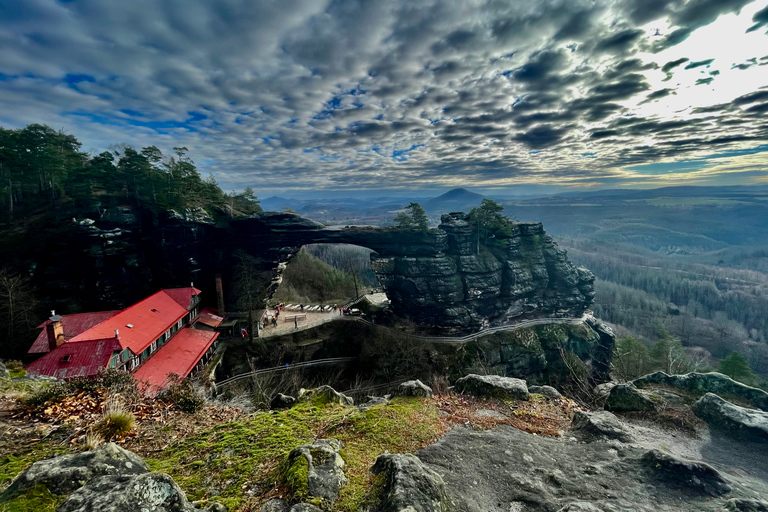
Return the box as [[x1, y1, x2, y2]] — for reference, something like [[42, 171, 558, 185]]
[[1, 367, 768, 512]]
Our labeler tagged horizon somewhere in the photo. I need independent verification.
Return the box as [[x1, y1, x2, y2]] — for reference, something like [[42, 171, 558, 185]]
[[1, 0, 767, 194]]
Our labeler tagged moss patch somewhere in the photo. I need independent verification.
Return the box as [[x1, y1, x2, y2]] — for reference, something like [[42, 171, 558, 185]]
[[146, 396, 443, 512], [0, 485, 65, 512]]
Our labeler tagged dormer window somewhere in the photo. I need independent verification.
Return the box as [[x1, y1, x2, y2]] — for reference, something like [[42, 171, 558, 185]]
[[126, 324, 134, 328], [61, 355, 71, 363]]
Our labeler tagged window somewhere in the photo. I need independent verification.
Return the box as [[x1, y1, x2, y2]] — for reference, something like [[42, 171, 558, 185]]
[[60, 355, 71, 363], [177, 319, 183, 329], [150, 340, 157, 353]]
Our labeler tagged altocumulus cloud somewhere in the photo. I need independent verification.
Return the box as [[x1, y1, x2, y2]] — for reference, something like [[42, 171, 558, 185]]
[[0, 0, 767, 192]]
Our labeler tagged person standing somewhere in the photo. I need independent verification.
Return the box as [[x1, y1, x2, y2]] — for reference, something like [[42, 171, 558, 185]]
[[294, 317, 298, 329]]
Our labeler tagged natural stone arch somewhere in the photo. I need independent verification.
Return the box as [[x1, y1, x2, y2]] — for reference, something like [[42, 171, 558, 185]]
[[210, 211, 594, 334]]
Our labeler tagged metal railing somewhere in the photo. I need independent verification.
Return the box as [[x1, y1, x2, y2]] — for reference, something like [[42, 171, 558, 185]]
[[215, 356, 357, 389]]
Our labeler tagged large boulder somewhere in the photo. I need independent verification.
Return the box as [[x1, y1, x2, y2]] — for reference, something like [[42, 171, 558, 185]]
[[371, 453, 452, 512], [640, 449, 731, 497], [633, 372, 768, 411], [692, 393, 768, 441], [298, 386, 354, 406], [454, 374, 529, 401], [0, 361, 8, 378], [570, 411, 632, 442], [57, 472, 221, 512], [605, 383, 656, 412], [6, 443, 148, 495], [285, 439, 348, 501], [396, 380, 433, 398]]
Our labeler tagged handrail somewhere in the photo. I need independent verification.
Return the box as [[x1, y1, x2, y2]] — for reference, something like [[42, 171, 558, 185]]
[[215, 356, 357, 389]]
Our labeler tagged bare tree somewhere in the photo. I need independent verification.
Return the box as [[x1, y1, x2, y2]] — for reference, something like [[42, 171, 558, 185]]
[[0, 268, 38, 359]]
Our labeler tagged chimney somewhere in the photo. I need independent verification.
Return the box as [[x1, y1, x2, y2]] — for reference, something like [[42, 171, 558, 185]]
[[46, 310, 64, 351], [215, 274, 225, 315], [114, 329, 120, 338]]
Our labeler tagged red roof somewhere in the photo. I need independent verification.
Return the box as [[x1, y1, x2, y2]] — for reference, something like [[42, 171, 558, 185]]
[[26, 338, 122, 379], [197, 308, 224, 328], [28, 311, 120, 354], [68, 289, 194, 355], [133, 328, 218, 393], [162, 287, 201, 308]]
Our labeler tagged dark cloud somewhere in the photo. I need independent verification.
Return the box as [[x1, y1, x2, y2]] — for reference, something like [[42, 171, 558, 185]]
[[640, 88, 676, 104], [747, 4, 768, 31], [595, 29, 645, 52], [662, 57, 689, 73], [696, 77, 714, 85], [684, 58, 715, 69]]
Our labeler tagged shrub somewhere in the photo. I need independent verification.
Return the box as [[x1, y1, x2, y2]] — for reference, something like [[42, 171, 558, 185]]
[[94, 404, 136, 441], [23, 381, 68, 407], [161, 376, 206, 413]]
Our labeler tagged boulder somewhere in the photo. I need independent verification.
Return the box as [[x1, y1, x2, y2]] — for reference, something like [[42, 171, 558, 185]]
[[725, 498, 768, 511], [298, 386, 354, 407], [633, 372, 768, 412], [396, 380, 433, 398], [271, 393, 296, 409], [259, 499, 289, 512], [571, 411, 632, 442], [0, 361, 8, 378], [640, 449, 731, 497], [6, 442, 148, 495], [605, 383, 656, 412], [358, 396, 389, 409], [57, 472, 218, 512], [285, 439, 348, 501], [371, 453, 452, 512], [290, 505, 323, 512], [454, 374, 529, 401], [528, 385, 562, 400], [692, 393, 768, 441]]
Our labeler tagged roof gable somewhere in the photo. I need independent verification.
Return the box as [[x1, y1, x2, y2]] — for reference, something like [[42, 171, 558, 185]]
[[26, 338, 122, 379], [28, 310, 120, 354]]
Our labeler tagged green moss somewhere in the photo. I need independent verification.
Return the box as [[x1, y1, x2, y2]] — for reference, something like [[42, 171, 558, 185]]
[[146, 396, 441, 512], [0, 485, 65, 512], [0, 441, 69, 491], [7, 370, 26, 379]]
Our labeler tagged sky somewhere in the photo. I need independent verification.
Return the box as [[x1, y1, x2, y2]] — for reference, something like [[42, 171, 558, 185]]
[[0, 0, 767, 196]]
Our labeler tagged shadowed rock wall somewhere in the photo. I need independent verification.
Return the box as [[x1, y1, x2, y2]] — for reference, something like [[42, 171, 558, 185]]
[[218, 211, 594, 334]]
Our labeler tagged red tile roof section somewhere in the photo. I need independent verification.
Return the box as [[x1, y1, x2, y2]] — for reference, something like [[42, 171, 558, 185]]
[[68, 290, 192, 355], [26, 338, 122, 379], [28, 311, 120, 354], [197, 308, 224, 328], [162, 287, 201, 309], [133, 328, 218, 392]]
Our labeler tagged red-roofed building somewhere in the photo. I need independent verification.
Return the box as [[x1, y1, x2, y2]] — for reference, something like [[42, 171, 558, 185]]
[[26, 287, 218, 390]]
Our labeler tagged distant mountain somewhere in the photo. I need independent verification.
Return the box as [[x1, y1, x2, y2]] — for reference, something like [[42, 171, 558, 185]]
[[424, 188, 485, 213], [259, 196, 310, 212]]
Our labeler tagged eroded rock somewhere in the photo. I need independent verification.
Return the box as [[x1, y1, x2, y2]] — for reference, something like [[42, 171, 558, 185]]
[[557, 503, 606, 512], [454, 374, 529, 401], [571, 410, 632, 442], [634, 372, 768, 412], [57, 472, 212, 512], [298, 386, 354, 406], [529, 385, 562, 400], [605, 383, 656, 412], [725, 498, 768, 511], [640, 449, 731, 497], [396, 380, 433, 398], [371, 453, 452, 512], [259, 499, 289, 512], [0, 361, 9, 378], [6, 442, 148, 495], [286, 439, 348, 501], [693, 393, 768, 441]]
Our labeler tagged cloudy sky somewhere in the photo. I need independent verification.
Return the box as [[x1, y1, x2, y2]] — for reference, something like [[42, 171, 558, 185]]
[[1, 0, 767, 195]]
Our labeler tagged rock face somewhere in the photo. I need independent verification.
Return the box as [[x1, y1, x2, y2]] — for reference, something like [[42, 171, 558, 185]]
[[6, 442, 148, 495], [396, 380, 433, 398], [211, 211, 594, 334], [640, 449, 731, 497], [693, 393, 768, 441], [371, 453, 452, 512], [605, 383, 657, 412], [286, 439, 348, 501], [271, 393, 296, 409], [528, 385, 562, 400], [725, 499, 768, 511], [634, 372, 768, 411], [0, 361, 8, 378], [454, 374, 529, 401]]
